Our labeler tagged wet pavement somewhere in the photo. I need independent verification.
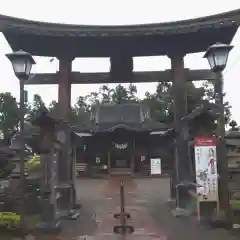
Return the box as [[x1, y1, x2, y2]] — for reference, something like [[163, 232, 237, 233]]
[[9, 177, 240, 239]]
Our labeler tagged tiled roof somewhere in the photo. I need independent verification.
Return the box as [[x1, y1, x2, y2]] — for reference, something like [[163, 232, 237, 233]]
[[0, 10, 239, 56], [0, 9, 239, 37]]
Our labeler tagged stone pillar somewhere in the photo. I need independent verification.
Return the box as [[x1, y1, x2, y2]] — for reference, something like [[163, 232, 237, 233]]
[[169, 147, 177, 201], [37, 125, 61, 233], [170, 53, 190, 212], [57, 57, 79, 218], [71, 145, 78, 207], [56, 123, 74, 217], [108, 151, 111, 174]]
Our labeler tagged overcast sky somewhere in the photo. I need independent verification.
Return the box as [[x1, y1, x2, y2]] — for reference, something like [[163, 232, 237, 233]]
[[0, 1, 240, 122]]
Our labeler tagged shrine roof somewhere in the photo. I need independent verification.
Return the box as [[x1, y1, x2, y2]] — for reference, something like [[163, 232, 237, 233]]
[[72, 121, 168, 134], [94, 120, 168, 133], [72, 104, 168, 133], [0, 9, 240, 57]]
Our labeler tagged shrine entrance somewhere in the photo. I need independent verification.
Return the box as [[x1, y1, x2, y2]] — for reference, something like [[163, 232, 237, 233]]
[[1, 9, 239, 232], [110, 148, 131, 174], [109, 129, 133, 175]]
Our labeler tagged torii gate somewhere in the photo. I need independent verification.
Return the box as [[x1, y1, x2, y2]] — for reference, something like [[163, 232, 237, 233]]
[[0, 9, 239, 216]]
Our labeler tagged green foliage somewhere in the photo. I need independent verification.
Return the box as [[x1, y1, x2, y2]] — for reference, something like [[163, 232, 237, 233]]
[[141, 82, 172, 123], [26, 94, 46, 121], [0, 81, 236, 141], [0, 92, 19, 140], [25, 154, 40, 172], [77, 82, 235, 136], [81, 84, 140, 106]]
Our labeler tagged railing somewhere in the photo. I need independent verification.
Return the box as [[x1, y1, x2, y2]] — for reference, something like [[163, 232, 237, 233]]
[[75, 163, 87, 174], [113, 181, 134, 236]]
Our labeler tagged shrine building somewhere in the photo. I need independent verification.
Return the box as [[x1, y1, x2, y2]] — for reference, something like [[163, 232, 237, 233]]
[[72, 103, 169, 176]]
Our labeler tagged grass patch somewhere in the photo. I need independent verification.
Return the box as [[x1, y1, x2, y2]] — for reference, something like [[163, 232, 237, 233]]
[[230, 200, 240, 210], [25, 214, 40, 230]]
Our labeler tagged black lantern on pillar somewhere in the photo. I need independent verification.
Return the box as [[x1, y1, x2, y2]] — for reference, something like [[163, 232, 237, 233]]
[[203, 42, 233, 73], [6, 49, 36, 80], [203, 42, 233, 223], [6, 49, 35, 231]]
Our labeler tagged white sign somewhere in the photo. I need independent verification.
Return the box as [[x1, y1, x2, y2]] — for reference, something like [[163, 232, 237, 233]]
[[194, 137, 218, 201], [96, 157, 100, 163], [150, 158, 161, 175]]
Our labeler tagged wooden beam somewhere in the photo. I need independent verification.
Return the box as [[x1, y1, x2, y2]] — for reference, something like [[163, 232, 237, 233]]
[[26, 69, 217, 85]]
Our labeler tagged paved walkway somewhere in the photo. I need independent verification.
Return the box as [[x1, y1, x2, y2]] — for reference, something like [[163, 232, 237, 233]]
[[12, 178, 239, 239], [59, 177, 238, 240], [139, 178, 238, 240], [94, 176, 166, 239]]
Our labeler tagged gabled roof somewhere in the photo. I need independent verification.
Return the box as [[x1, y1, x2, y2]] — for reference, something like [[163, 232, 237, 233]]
[[0, 10, 239, 56], [94, 120, 167, 133], [73, 104, 168, 133], [73, 120, 168, 134]]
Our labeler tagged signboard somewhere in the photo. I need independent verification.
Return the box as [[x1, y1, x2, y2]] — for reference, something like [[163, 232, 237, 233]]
[[194, 137, 218, 202], [96, 157, 100, 163], [150, 158, 161, 175]]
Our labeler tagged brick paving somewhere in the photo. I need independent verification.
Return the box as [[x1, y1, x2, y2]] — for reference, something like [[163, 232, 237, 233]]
[[5, 178, 240, 239], [94, 176, 166, 240]]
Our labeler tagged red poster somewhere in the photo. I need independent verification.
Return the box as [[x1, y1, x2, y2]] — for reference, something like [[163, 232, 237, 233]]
[[194, 136, 218, 202], [195, 136, 216, 147]]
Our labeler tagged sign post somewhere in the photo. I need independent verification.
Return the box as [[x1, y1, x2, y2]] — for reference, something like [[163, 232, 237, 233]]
[[194, 137, 219, 220]]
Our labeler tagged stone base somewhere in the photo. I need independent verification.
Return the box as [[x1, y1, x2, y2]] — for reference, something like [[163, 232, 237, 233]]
[[167, 198, 176, 209], [171, 207, 191, 217], [57, 183, 76, 219], [167, 198, 176, 203], [69, 209, 81, 220], [35, 220, 62, 234], [74, 202, 82, 209], [58, 208, 81, 220]]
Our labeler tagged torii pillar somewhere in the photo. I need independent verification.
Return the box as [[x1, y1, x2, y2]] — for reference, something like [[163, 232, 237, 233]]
[[58, 57, 72, 116], [57, 56, 76, 217], [169, 53, 191, 213]]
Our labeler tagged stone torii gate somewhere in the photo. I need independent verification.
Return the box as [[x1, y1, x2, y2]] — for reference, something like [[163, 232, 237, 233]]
[[0, 9, 240, 213]]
